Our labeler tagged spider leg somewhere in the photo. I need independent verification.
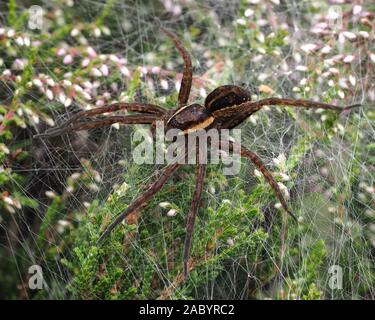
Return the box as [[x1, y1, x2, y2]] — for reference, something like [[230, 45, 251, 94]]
[[60, 102, 165, 126], [34, 114, 159, 138], [228, 141, 297, 222], [183, 163, 206, 278], [97, 162, 181, 244], [213, 98, 361, 122], [162, 28, 192, 107]]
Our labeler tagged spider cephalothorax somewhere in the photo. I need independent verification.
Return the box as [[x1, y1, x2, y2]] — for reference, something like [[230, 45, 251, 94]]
[[35, 28, 359, 278]]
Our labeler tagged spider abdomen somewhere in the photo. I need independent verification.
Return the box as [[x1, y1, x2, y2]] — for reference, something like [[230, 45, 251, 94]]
[[205, 85, 251, 112], [166, 103, 212, 132]]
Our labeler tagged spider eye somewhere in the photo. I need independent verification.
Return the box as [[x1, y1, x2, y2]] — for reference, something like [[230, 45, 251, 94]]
[[205, 85, 251, 112]]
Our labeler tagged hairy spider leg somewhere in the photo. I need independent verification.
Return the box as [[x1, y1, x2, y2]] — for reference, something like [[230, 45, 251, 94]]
[[97, 162, 181, 244], [213, 98, 361, 120], [183, 162, 206, 278], [238, 143, 298, 222], [162, 28, 193, 107], [34, 114, 159, 138]]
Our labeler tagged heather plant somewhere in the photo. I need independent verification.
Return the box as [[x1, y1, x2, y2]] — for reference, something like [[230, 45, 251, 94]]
[[0, 0, 374, 300]]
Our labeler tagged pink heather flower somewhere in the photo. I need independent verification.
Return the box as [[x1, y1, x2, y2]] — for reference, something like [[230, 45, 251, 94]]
[[100, 64, 109, 76], [57, 48, 67, 57], [87, 47, 97, 58], [82, 58, 90, 67], [63, 54, 73, 65]]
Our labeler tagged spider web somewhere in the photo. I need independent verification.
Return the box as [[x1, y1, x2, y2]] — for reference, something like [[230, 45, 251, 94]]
[[0, 0, 374, 300]]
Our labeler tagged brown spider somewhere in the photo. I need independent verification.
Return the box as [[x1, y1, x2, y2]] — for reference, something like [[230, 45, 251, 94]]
[[35, 28, 359, 277]]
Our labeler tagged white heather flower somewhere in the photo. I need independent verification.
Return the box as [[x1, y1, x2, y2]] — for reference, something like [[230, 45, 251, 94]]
[[57, 48, 66, 56], [300, 78, 307, 86], [236, 18, 246, 26], [199, 87, 207, 98], [342, 31, 356, 40], [209, 185, 216, 194], [63, 54, 73, 65], [81, 91, 92, 100], [91, 68, 102, 77], [70, 28, 80, 37], [159, 201, 171, 208], [349, 75, 356, 86], [12, 59, 27, 70], [7, 29, 15, 38], [0, 144, 10, 154], [160, 79, 169, 90], [244, 9, 254, 17], [227, 238, 235, 246], [277, 182, 290, 200], [46, 78, 55, 86], [343, 55, 355, 63], [58, 92, 67, 104], [370, 53, 375, 64], [359, 31, 369, 38], [93, 27, 101, 37], [120, 66, 130, 77], [274, 202, 282, 210], [64, 97, 72, 107], [339, 78, 349, 89], [296, 65, 308, 72], [32, 79, 43, 88], [301, 43, 318, 53], [3, 69, 12, 77], [273, 154, 286, 167], [96, 99, 105, 106], [3, 196, 14, 206], [100, 64, 109, 76], [353, 5, 362, 15], [73, 84, 83, 92], [46, 89, 54, 100], [62, 80, 72, 87], [45, 118, 55, 127], [109, 54, 120, 63], [328, 67, 339, 75], [102, 26, 111, 36], [320, 46, 332, 54], [279, 172, 291, 181], [87, 47, 97, 58], [82, 58, 90, 67], [338, 90, 345, 99], [254, 169, 262, 177], [83, 202, 91, 208], [115, 182, 130, 196], [167, 209, 177, 217], [111, 123, 120, 130], [88, 183, 100, 192], [45, 190, 57, 199], [94, 172, 102, 183], [15, 36, 24, 46]]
